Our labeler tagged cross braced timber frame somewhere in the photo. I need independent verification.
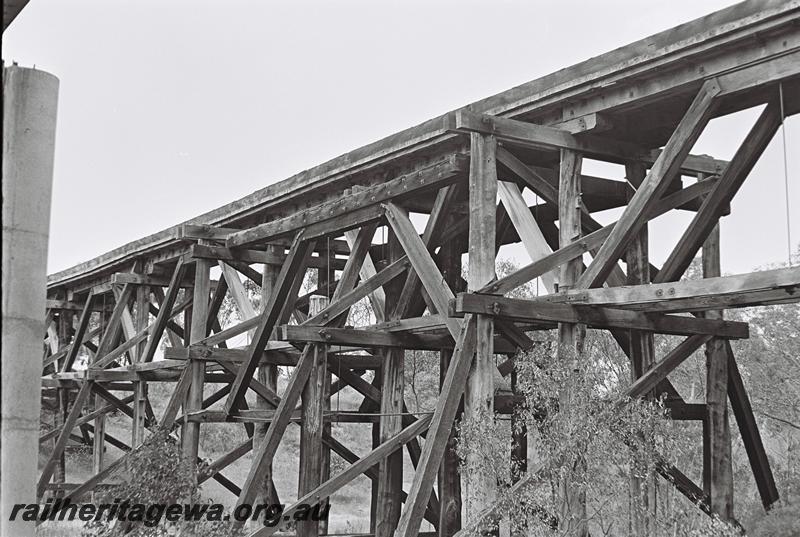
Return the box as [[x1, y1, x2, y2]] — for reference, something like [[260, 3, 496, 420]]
[[37, 2, 800, 535]]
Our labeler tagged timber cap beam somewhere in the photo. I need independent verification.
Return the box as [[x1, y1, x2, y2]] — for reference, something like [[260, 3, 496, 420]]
[[450, 110, 728, 175], [450, 293, 749, 339]]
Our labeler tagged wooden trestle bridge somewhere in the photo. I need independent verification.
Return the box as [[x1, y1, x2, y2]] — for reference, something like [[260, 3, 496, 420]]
[[38, 1, 799, 535]]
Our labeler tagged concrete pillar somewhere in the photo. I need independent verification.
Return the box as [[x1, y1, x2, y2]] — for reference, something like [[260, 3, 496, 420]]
[[2, 64, 59, 537]]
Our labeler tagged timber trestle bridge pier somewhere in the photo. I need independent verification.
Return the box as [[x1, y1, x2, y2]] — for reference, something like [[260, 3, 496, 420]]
[[32, 1, 800, 535]]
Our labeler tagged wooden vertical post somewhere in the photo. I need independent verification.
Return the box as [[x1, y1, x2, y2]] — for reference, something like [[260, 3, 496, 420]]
[[183, 259, 209, 470], [625, 162, 657, 535], [364, 374, 381, 532], [132, 285, 149, 447], [376, 232, 405, 537], [92, 310, 110, 485], [343, 226, 384, 530], [45, 318, 60, 368], [438, 233, 463, 536], [465, 132, 497, 526], [183, 306, 192, 348], [510, 368, 527, 482], [91, 403, 105, 488], [318, 243, 335, 536], [298, 294, 329, 537], [255, 244, 281, 514], [557, 149, 587, 536], [57, 311, 73, 361], [53, 387, 69, 495], [509, 367, 528, 536], [53, 311, 72, 493], [701, 178, 734, 520]]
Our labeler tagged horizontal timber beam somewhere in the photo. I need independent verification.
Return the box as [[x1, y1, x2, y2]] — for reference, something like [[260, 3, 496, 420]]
[[538, 266, 800, 312], [280, 324, 518, 353], [188, 243, 347, 271], [164, 346, 381, 369], [454, 109, 726, 173], [226, 155, 468, 248], [452, 293, 749, 339]]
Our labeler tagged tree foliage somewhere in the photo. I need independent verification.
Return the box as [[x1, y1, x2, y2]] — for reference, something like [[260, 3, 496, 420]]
[[450, 257, 800, 536]]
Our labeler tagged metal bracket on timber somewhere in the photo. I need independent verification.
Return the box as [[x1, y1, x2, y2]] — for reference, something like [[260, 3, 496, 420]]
[[35, 3, 800, 534]]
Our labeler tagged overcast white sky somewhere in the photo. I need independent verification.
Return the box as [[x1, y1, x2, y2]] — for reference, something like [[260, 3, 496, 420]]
[[4, 0, 797, 276]]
